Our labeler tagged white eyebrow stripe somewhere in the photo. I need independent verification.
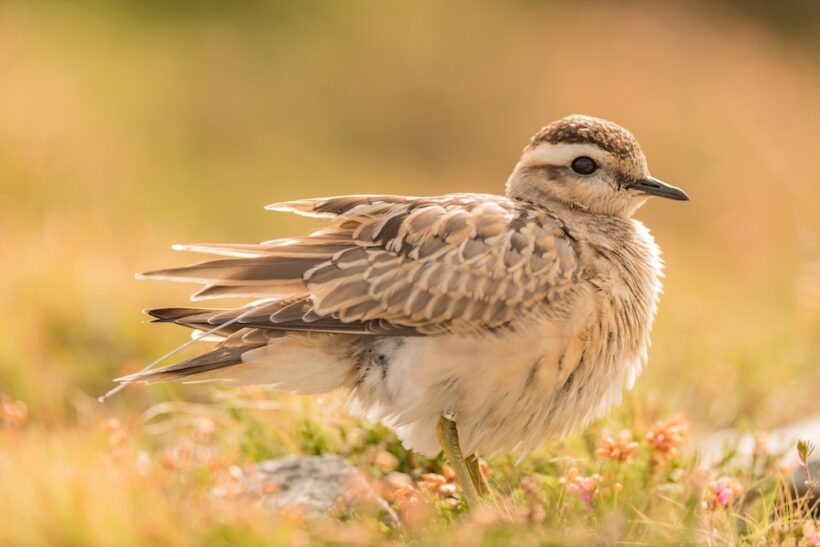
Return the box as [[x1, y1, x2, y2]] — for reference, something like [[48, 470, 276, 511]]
[[519, 142, 606, 168]]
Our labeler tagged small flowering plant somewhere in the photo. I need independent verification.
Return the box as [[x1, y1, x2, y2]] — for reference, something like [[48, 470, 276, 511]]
[[646, 413, 689, 466], [63, 397, 813, 544], [560, 466, 601, 504], [597, 430, 639, 462], [797, 439, 816, 494], [705, 476, 744, 509]]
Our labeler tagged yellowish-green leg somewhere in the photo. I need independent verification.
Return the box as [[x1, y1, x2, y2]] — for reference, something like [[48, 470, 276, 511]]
[[436, 415, 481, 506], [465, 453, 490, 497]]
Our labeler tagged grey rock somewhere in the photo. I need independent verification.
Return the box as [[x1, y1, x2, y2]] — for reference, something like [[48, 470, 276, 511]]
[[697, 414, 820, 468], [237, 454, 397, 524]]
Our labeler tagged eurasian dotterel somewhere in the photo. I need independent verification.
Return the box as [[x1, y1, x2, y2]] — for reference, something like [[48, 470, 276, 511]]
[[118, 115, 688, 503]]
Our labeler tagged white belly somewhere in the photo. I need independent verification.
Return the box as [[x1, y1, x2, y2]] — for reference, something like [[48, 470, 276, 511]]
[[347, 300, 640, 457]]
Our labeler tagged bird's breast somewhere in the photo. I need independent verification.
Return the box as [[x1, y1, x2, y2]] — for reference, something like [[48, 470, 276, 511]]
[[349, 221, 663, 456]]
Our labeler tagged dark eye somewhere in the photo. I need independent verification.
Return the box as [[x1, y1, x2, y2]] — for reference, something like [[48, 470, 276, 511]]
[[571, 156, 597, 175]]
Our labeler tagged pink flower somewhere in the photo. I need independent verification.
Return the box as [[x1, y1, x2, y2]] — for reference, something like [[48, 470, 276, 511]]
[[560, 467, 600, 504], [707, 476, 743, 508]]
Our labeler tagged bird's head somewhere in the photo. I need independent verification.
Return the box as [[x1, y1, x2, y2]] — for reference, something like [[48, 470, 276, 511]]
[[506, 114, 688, 217]]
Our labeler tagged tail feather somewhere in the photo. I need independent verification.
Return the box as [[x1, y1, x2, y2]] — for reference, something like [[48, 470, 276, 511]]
[[265, 195, 409, 218], [171, 242, 274, 258], [127, 203, 390, 393], [191, 284, 294, 301], [144, 301, 419, 337], [118, 331, 355, 393], [138, 237, 357, 298], [137, 256, 321, 286], [172, 236, 351, 258], [117, 344, 264, 384], [145, 307, 212, 323]]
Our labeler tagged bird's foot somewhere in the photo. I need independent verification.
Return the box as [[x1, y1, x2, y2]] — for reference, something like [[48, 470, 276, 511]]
[[435, 414, 489, 506]]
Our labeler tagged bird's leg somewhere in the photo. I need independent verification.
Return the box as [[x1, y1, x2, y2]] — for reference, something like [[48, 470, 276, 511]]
[[435, 412, 481, 506], [465, 453, 490, 497]]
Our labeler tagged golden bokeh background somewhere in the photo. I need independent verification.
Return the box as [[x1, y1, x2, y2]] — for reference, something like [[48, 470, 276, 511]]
[[0, 3, 819, 534], [2, 2, 820, 543]]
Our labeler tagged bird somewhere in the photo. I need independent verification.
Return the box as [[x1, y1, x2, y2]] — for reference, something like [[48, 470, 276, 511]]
[[119, 114, 688, 504]]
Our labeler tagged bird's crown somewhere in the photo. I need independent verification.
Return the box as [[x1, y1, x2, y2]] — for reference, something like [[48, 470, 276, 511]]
[[528, 114, 642, 162]]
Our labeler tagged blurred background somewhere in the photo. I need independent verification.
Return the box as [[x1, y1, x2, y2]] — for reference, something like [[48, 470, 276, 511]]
[[1, 0, 819, 444]]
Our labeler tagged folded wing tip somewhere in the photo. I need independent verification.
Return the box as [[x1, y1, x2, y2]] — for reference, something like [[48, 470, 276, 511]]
[[265, 200, 337, 218], [113, 368, 156, 383], [113, 373, 136, 383], [136, 270, 171, 281]]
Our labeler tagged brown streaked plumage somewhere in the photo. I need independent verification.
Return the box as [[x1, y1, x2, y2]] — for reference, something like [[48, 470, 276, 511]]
[[529, 115, 643, 159], [141, 195, 577, 337], [120, 114, 688, 504]]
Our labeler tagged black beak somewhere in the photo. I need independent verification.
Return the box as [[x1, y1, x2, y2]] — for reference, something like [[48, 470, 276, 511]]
[[627, 176, 689, 201]]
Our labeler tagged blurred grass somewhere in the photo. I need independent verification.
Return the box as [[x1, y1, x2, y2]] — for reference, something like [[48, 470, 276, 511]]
[[0, 0, 818, 543]]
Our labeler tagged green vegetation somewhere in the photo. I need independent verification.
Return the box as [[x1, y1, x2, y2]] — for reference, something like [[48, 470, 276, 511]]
[[0, 1, 818, 544]]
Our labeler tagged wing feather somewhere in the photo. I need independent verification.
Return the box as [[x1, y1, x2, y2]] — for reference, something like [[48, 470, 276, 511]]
[[140, 193, 579, 336]]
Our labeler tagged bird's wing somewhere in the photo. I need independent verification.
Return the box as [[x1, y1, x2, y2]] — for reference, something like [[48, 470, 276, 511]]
[[140, 194, 579, 336]]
